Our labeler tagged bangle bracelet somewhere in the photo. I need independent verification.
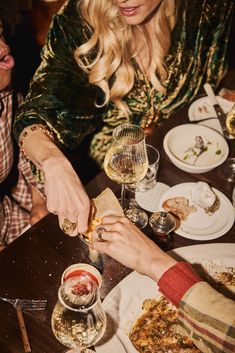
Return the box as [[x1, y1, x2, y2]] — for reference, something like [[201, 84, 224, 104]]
[[19, 124, 54, 159]]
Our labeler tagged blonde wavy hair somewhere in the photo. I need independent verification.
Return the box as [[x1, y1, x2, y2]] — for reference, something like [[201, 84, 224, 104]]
[[75, 0, 179, 116]]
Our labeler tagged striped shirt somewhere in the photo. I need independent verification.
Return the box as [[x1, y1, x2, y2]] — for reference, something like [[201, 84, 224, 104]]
[[158, 262, 235, 353]]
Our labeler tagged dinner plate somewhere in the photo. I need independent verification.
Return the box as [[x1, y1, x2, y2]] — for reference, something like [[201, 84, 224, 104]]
[[95, 243, 235, 353], [158, 182, 235, 240], [188, 96, 234, 134]]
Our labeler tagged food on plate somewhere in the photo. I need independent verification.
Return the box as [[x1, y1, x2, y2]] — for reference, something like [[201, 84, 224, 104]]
[[129, 262, 235, 353], [129, 297, 201, 353], [191, 182, 220, 215], [162, 197, 197, 221], [81, 188, 123, 243], [202, 262, 235, 297], [80, 218, 102, 244]]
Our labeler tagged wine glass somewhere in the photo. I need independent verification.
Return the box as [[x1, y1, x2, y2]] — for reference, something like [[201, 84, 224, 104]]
[[51, 273, 106, 353], [219, 103, 235, 182], [104, 123, 149, 228]]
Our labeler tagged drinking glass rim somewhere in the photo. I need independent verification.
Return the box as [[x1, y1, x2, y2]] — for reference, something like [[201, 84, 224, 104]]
[[112, 123, 146, 146], [145, 144, 160, 165]]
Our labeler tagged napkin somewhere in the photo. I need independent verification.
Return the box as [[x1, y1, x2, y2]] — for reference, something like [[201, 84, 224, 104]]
[[85, 188, 124, 265], [92, 187, 124, 219], [83, 188, 124, 244], [191, 182, 220, 215]]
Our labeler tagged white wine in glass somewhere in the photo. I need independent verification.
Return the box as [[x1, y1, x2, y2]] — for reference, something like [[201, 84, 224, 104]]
[[226, 103, 235, 137], [219, 104, 235, 182], [51, 275, 106, 353], [104, 123, 148, 228]]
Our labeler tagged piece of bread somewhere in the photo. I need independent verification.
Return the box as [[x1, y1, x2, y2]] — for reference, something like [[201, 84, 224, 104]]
[[81, 188, 124, 244], [162, 197, 197, 221]]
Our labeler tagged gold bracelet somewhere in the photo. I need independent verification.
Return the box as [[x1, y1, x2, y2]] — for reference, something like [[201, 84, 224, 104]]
[[19, 124, 54, 159]]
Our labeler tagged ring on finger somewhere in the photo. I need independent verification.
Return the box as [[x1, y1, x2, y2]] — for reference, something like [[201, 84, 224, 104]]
[[61, 218, 77, 235], [97, 227, 106, 242]]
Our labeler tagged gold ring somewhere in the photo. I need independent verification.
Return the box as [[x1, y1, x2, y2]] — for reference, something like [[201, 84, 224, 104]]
[[97, 227, 106, 242], [61, 218, 77, 235]]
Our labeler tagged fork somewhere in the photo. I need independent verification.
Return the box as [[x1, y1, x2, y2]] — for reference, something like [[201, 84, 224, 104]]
[[0, 297, 47, 311]]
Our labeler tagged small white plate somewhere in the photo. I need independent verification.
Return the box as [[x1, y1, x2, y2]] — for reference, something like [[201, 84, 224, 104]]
[[188, 96, 234, 134], [95, 244, 235, 353], [135, 182, 170, 212], [158, 182, 235, 241]]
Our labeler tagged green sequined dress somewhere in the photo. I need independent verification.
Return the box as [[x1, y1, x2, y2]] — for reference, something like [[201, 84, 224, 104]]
[[14, 0, 234, 170]]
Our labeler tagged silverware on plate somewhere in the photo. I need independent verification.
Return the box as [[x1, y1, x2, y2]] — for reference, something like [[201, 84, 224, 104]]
[[203, 83, 229, 138], [0, 297, 47, 310], [186, 117, 217, 124]]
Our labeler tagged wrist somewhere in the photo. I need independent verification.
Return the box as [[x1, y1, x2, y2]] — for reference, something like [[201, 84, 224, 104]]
[[147, 253, 177, 283]]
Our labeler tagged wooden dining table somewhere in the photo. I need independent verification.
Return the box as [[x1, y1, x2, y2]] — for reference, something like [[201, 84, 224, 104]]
[[0, 104, 235, 353]]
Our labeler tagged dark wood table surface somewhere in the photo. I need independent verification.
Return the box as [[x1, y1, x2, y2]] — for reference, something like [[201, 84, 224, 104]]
[[0, 106, 235, 353]]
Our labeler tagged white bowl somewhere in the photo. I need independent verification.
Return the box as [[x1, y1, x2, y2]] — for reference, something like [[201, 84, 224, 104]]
[[163, 124, 229, 173]]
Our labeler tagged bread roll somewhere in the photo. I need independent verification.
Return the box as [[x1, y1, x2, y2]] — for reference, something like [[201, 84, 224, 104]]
[[162, 197, 197, 221]]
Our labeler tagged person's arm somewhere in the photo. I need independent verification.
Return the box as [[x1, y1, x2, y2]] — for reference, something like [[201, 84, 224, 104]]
[[159, 263, 235, 353], [91, 215, 235, 353], [14, 0, 105, 234]]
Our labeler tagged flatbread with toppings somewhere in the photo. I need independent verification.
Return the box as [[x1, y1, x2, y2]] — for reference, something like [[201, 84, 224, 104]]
[[129, 297, 201, 353]]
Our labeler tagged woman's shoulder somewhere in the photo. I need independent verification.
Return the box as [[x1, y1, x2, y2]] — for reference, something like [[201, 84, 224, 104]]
[[47, 0, 88, 49], [56, 0, 83, 22]]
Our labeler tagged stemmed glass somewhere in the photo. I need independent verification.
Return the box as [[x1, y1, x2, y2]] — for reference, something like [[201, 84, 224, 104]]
[[219, 104, 235, 182], [51, 273, 106, 353], [104, 123, 149, 228]]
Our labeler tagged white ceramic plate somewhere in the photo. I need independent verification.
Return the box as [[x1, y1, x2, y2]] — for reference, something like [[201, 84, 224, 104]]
[[163, 124, 229, 173], [135, 182, 170, 212], [188, 96, 234, 134], [158, 182, 235, 240], [96, 244, 235, 353]]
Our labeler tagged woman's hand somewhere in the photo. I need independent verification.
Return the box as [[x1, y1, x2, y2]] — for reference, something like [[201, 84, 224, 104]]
[[91, 215, 176, 282], [43, 155, 91, 236], [20, 127, 91, 236]]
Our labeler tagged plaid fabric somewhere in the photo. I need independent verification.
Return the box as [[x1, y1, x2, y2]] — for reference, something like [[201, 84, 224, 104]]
[[158, 262, 235, 353], [178, 282, 235, 353], [0, 92, 34, 245], [0, 91, 14, 183]]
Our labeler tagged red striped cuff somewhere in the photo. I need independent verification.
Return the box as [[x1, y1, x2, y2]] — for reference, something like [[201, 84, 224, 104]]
[[157, 262, 202, 307]]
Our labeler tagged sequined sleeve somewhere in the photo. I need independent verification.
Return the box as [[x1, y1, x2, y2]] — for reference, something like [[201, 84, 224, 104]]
[[14, 0, 105, 150]]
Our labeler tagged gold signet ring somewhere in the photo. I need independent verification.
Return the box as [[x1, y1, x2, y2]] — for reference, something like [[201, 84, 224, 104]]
[[61, 218, 77, 235]]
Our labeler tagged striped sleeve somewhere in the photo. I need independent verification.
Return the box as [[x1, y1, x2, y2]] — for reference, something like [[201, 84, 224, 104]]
[[177, 282, 235, 353]]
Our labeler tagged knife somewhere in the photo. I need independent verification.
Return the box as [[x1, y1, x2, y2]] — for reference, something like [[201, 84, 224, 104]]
[[203, 83, 229, 138]]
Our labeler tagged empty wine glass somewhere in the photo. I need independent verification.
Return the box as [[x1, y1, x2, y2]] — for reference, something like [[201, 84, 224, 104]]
[[51, 272, 106, 353], [104, 123, 149, 227]]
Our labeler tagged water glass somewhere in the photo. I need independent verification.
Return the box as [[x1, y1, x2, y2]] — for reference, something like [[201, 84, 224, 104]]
[[128, 144, 160, 192]]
